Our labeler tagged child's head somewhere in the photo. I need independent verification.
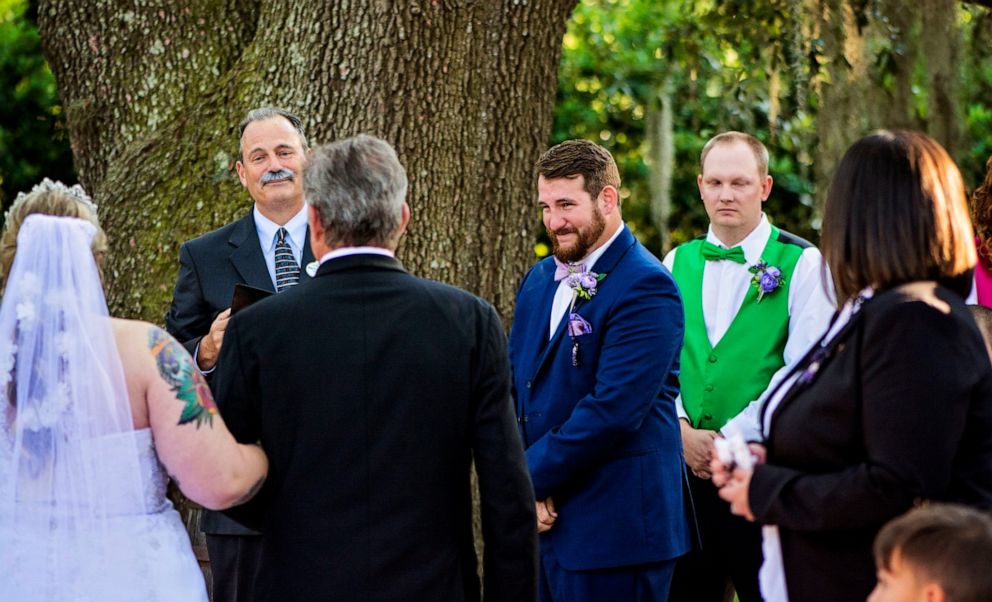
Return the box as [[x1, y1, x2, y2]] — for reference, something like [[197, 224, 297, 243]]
[[869, 504, 992, 602]]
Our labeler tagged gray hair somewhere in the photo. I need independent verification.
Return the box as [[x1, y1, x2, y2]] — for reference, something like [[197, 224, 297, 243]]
[[304, 135, 408, 248], [237, 107, 309, 159]]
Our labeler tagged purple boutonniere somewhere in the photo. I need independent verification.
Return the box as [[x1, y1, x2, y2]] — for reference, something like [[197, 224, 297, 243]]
[[564, 270, 606, 301], [748, 261, 784, 302]]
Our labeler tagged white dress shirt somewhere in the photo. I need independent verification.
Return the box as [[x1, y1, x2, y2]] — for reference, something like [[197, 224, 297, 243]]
[[662, 214, 836, 440], [549, 223, 625, 339], [253, 204, 308, 288], [194, 205, 309, 374], [318, 246, 395, 265]]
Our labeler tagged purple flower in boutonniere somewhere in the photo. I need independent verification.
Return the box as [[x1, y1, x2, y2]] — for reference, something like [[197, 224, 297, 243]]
[[748, 261, 784, 302], [565, 270, 606, 301]]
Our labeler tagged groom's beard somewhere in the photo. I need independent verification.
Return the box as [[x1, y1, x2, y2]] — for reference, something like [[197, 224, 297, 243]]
[[549, 204, 606, 263]]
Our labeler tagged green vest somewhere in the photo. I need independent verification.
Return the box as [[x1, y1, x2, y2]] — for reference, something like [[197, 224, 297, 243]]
[[672, 225, 806, 430]]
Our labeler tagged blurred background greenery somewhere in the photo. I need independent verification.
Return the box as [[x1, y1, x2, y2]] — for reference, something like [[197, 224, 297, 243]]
[[3, 0, 991, 257]]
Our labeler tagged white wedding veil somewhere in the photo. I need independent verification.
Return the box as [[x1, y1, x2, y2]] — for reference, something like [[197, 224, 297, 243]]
[[0, 212, 158, 600]]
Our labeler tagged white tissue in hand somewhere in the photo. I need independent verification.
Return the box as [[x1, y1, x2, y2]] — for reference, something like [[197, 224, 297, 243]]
[[714, 432, 754, 472]]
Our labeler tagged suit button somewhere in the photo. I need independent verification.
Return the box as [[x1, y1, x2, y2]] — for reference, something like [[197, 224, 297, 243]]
[[708, 354, 717, 363], [526, 381, 532, 389], [704, 384, 714, 392], [703, 413, 714, 421]]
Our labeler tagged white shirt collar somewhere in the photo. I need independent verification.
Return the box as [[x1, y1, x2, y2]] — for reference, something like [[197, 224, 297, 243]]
[[253, 204, 309, 252], [705, 214, 770, 265], [319, 247, 395, 265], [575, 221, 625, 271]]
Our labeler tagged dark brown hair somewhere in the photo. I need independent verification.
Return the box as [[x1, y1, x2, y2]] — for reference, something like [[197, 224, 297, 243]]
[[971, 154, 992, 253], [875, 504, 992, 602], [700, 131, 770, 178], [820, 130, 975, 305], [536, 139, 621, 200]]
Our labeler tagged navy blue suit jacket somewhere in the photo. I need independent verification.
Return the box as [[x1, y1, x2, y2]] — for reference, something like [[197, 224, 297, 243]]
[[509, 225, 690, 570]]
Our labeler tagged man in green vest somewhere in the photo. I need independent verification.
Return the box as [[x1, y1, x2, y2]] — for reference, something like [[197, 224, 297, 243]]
[[664, 131, 834, 602]]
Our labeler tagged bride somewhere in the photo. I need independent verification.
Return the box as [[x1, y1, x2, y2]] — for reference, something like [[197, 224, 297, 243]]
[[0, 180, 268, 601]]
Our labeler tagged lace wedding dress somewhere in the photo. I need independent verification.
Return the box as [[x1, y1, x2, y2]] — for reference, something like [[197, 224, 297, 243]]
[[0, 210, 208, 601], [0, 428, 208, 601]]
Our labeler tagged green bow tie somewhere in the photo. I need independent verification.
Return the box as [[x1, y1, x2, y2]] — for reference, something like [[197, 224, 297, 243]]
[[701, 241, 746, 264]]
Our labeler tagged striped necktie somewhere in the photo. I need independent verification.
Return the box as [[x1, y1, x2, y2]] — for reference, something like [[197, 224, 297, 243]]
[[274, 227, 300, 292]]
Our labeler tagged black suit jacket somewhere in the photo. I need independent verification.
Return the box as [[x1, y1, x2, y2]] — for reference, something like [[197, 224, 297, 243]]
[[750, 283, 992, 602], [165, 210, 315, 358], [165, 210, 314, 535], [214, 254, 538, 602]]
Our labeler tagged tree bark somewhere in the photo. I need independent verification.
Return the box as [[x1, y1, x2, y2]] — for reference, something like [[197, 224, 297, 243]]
[[808, 0, 964, 207], [38, 0, 577, 590], [38, 0, 576, 325], [646, 86, 674, 256]]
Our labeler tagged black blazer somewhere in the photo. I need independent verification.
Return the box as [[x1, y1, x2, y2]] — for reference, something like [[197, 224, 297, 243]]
[[214, 254, 538, 602], [750, 283, 992, 602], [165, 210, 315, 358], [165, 210, 314, 535]]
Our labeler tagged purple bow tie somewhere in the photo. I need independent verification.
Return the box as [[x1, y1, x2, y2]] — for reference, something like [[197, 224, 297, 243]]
[[554, 258, 586, 282]]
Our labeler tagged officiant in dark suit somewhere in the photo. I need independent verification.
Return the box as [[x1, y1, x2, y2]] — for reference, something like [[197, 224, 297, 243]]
[[165, 107, 316, 602], [213, 134, 538, 601]]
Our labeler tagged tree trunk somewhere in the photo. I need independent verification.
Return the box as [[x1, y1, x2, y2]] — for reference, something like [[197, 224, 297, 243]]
[[646, 86, 674, 256], [808, 0, 966, 207], [38, 0, 576, 324], [38, 0, 577, 590]]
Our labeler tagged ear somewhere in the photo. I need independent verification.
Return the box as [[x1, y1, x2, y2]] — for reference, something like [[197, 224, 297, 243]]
[[600, 185, 619, 215], [236, 160, 248, 187], [697, 173, 705, 198], [397, 202, 411, 237], [923, 582, 947, 602], [761, 175, 773, 202]]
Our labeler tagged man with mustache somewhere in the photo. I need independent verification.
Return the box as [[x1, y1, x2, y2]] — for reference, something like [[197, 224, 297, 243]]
[[663, 132, 833, 602], [166, 106, 316, 602], [508, 139, 689, 601]]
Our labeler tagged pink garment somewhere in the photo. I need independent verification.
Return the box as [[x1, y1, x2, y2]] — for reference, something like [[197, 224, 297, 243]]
[[975, 237, 992, 307]]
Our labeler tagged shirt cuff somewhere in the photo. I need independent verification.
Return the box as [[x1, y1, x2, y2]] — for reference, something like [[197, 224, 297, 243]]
[[675, 395, 689, 421], [193, 341, 217, 375]]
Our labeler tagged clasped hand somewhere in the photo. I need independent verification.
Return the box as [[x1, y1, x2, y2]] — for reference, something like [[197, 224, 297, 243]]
[[710, 442, 766, 522], [536, 497, 556, 533]]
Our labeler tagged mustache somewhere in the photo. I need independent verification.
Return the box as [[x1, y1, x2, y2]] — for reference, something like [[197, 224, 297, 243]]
[[260, 169, 295, 184], [549, 226, 576, 238]]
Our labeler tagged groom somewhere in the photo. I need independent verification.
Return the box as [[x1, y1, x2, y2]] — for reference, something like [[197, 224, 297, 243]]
[[509, 139, 689, 600]]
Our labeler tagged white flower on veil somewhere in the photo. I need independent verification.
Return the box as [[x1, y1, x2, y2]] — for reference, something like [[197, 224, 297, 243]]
[[0, 344, 15, 388], [14, 302, 34, 325]]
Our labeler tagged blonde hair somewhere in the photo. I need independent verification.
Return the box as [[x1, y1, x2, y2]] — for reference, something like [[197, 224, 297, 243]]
[[1, 181, 107, 290]]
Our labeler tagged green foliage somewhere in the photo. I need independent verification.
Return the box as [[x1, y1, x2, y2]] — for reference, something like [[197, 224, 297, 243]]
[[0, 0, 75, 206], [553, 0, 992, 257], [959, 5, 992, 187], [553, 0, 819, 257]]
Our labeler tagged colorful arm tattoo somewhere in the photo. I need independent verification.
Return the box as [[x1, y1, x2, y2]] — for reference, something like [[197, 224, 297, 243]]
[[148, 328, 218, 429]]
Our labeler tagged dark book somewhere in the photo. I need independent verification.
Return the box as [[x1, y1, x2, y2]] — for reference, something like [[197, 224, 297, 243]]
[[231, 283, 273, 315]]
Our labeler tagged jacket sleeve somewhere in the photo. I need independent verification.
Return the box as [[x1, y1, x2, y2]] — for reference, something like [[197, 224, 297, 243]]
[[749, 299, 977, 531], [213, 315, 266, 529], [524, 269, 684, 499], [165, 242, 210, 358], [473, 303, 538, 601]]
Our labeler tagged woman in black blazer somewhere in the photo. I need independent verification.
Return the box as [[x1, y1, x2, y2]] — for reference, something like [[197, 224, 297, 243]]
[[713, 131, 992, 602]]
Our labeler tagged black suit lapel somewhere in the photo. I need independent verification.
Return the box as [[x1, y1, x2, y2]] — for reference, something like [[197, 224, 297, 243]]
[[301, 228, 316, 281], [228, 212, 275, 292]]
